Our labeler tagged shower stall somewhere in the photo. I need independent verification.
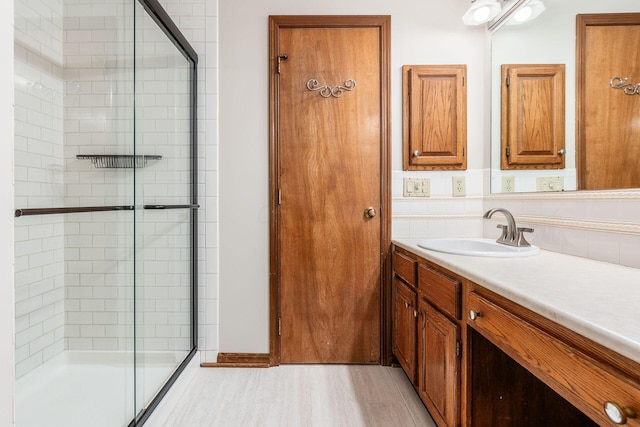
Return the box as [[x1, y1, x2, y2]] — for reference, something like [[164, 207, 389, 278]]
[[13, 0, 197, 425]]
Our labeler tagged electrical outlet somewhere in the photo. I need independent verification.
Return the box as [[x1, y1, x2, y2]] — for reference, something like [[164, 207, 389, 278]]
[[403, 178, 430, 197], [502, 176, 515, 193], [536, 176, 564, 192], [452, 176, 466, 197]]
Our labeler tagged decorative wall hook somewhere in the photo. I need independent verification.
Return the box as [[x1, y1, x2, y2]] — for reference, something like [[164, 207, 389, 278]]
[[306, 79, 357, 98], [610, 77, 640, 95]]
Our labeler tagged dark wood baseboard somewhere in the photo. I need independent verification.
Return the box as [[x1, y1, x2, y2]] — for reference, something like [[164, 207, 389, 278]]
[[201, 353, 271, 368]]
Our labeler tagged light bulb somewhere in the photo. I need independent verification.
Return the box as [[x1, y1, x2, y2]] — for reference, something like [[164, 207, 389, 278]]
[[513, 6, 532, 23], [473, 6, 491, 23]]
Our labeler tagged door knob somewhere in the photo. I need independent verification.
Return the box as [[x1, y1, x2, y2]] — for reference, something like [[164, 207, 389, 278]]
[[364, 207, 377, 218]]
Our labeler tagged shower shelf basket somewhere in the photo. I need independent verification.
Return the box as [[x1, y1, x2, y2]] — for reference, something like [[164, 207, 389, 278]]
[[77, 154, 162, 169]]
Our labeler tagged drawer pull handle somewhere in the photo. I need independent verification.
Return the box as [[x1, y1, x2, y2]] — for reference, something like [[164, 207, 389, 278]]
[[604, 402, 637, 424], [469, 310, 482, 321]]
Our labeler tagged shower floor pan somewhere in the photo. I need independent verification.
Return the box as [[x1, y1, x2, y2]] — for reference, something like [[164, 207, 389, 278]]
[[16, 350, 187, 427]]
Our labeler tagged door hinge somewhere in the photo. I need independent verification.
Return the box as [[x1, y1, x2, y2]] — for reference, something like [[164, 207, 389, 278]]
[[278, 318, 282, 336], [456, 340, 462, 358], [462, 147, 465, 157], [505, 146, 511, 157], [506, 75, 511, 87], [277, 54, 288, 74]]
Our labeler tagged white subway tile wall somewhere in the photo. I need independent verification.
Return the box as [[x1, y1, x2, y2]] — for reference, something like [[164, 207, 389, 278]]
[[62, 1, 136, 357], [391, 169, 485, 241], [14, 0, 66, 378], [157, 0, 219, 364]]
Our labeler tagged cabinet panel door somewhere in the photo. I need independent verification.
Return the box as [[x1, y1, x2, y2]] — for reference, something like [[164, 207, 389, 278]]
[[501, 64, 566, 170], [392, 278, 417, 383], [403, 65, 467, 170], [418, 299, 461, 427]]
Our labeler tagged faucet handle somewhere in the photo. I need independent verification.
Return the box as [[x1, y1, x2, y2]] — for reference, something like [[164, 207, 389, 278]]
[[516, 227, 534, 247], [496, 224, 508, 243]]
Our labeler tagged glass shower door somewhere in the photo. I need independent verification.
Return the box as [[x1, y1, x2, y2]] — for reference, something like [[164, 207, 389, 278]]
[[14, 0, 137, 425], [133, 1, 196, 418]]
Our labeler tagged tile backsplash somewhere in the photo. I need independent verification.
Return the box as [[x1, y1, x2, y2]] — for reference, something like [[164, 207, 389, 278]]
[[392, 166, 640, 270], [484, 191, 640, 269]]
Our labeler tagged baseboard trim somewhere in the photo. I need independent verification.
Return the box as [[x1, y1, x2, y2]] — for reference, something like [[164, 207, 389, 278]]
[[201, 353, 271, 368]]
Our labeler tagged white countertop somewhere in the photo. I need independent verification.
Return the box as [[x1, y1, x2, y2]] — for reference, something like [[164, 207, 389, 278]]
[[393, 238, 640, 365]]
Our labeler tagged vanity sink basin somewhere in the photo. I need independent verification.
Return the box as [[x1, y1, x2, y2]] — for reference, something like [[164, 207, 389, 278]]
[[418, 238, 540, 258]]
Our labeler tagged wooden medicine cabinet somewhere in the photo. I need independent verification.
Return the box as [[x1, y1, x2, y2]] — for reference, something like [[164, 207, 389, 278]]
[[501, 64, 566, 170], [403, 65, 467, 170]]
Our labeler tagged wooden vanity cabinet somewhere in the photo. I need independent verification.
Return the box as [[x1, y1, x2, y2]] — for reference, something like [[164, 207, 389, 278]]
[[392, 250, 418, 383], [392, 245, 463, 427], [392, 277, 417, 383], [467, 286, 640, 427], [391, 244, 640, 427], [417, 297, 461, 427], [416, 263, 462, 427]]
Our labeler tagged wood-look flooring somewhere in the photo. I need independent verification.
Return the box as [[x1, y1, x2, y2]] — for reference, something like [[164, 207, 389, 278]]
[[159, 365, 436, 426]]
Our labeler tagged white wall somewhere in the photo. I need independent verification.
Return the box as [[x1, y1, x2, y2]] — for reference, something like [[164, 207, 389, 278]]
[[1, 0, 15, 423], [219, 0, 488, 354]]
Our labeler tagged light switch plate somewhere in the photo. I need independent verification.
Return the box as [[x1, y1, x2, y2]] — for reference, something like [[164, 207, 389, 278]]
[[404, 178, 430, 197], [536, 176, 564, 192]]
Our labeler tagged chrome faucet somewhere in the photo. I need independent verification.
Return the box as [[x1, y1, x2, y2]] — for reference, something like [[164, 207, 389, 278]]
[[483, 208, 534, 247]]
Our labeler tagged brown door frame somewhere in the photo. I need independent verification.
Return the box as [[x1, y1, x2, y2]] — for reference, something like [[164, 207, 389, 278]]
[[576, 13, 640, 190], [268, 15, 392, 366]]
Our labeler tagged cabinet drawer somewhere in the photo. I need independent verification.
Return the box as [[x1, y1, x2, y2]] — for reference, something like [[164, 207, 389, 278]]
[[393, 251, 417, 287], [468, 292, 640, 427], [418, 264, 461, 320]]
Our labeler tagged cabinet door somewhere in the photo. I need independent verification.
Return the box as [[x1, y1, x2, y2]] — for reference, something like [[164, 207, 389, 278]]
[[501, 64, 566, 170], [418, 298, 461, 427], [392, 277, 417, 383], [403, 65, 467, 171]]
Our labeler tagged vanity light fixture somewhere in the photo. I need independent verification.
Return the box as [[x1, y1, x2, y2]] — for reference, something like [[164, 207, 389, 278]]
[[462, 0, 502, 25], [506, 0, 546, 25]]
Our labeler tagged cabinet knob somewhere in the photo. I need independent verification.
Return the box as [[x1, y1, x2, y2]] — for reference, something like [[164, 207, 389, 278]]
[[604, 402, 637, 424], [558, 148, 567, 155], [413, 309, 418, 318], [404, 301, 411, 309], [413, 150, 419, 157], [364, 207, 377, 218], [469, 310, 482, 321]]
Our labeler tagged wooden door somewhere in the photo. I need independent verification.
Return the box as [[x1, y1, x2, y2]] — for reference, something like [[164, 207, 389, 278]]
[[418, 299, 460, 427], [269, 16, 390, 364], [577, 14, 640, 190]]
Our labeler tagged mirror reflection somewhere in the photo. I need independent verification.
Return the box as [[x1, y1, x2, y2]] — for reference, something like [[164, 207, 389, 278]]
[[490, 0, 640, 193]]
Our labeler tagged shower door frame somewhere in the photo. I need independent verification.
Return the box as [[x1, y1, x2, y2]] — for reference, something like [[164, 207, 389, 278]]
[[132, 0, 199, 425]]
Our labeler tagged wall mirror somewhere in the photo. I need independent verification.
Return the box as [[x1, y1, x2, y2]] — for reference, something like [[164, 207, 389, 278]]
[[490, 0, 639, 193]]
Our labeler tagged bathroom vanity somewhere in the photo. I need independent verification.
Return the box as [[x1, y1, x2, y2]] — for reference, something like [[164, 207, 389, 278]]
[[391, 240, 640, 427]]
